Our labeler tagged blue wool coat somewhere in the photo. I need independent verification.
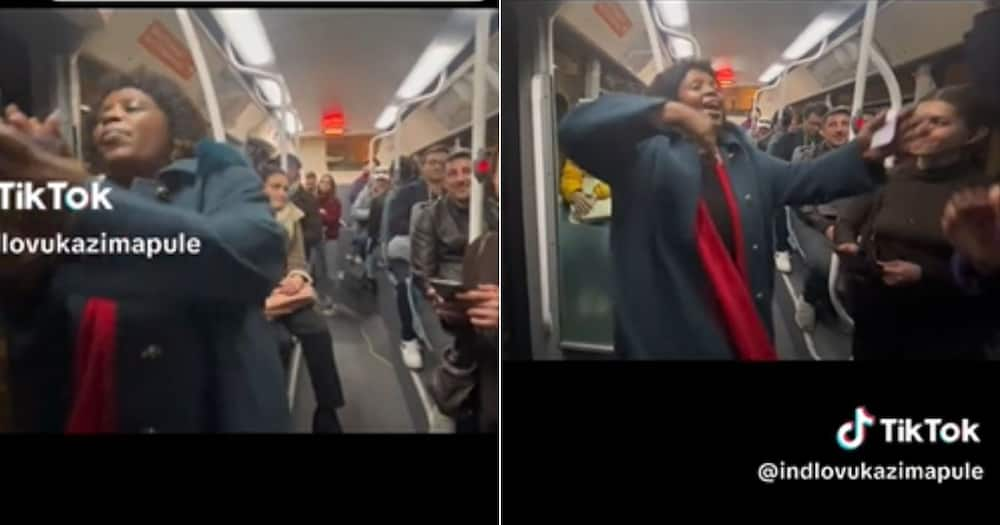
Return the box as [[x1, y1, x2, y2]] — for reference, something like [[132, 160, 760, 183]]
[[559, 94, 885, 359], [3, 141, 291, 432]]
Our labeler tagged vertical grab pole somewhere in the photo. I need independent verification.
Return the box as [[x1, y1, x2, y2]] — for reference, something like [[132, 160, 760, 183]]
[[176, 9, 225, 142], [848, 0, 878, 140], [829, 0, 879, 332], [469, 10, 491, 242]]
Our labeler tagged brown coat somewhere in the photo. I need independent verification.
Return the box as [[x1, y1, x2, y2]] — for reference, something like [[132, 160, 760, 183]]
[[274, 203, 311, 284]]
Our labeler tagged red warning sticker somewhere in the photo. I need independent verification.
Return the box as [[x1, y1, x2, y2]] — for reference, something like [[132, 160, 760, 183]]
[[138, 20, 196, 81], [593, 2, 633, 39]]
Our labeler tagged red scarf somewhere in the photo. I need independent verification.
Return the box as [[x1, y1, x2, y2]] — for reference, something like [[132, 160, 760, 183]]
[[695, 158, 777, 361], [66, 298, 118, 433]]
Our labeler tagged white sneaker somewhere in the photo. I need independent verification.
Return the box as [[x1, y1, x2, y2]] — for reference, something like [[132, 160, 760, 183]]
[[794, 300, 816, 332], [775, 251, 792, 273], [401, 339, 423, 370]]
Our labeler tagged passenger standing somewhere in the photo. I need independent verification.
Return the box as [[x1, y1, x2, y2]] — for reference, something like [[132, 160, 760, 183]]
[[835, 86, 995, 360], [286, 156, 323, 261], [770, 103, 827, 275], [316, 173, 343, 314], [558, 59, 906, 359], [259, 165, 346, 431], [384, 146, 449, 369], [348, 168, 370, 209], [768, 107, 801, 274], [0, 69, 289, 431], [787, 106, 856, 331]]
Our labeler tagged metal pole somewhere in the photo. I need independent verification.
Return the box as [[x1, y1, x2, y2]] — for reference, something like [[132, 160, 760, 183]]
[[848, 0, 878, 140], [828, 0, 879, 331], [469, 11, 490, 242], [637, 0, 666, 72], [176, 9, 225, 142]]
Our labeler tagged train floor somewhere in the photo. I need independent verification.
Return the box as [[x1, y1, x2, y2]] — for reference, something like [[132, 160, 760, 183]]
[[772, 249, 853, 361], [286, 233, 456, 433]]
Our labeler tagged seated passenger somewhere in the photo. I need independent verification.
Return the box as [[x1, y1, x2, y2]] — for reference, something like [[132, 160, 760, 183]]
[[349, 168, 390, 268], [429, 148, 501, 433], [560, 158, 611, 221], [558, 59, 906, 359], [787, 105, 858, 331], [382, 152, 434, 369], [835, 85, 995, 360], [0, 69, 289, 432], [259, 165, 346, 432], [412, 148, 499, 295]]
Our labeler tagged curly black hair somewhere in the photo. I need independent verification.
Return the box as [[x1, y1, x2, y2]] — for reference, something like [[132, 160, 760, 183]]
[[645, 59, 716, 100], [83, 68, 208, 171]]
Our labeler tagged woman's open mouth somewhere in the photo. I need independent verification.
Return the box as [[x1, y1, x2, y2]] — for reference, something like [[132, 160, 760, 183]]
[[99, 127, 131, 146]]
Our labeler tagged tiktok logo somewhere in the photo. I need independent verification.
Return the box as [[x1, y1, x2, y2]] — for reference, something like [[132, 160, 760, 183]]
[[837, 406, 876, 451]]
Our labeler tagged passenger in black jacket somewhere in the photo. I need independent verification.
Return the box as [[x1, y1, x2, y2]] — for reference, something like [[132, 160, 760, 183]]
[[284, 155, 323, 258], [383, 147, 448, 371], [386, 146, 448, 240]]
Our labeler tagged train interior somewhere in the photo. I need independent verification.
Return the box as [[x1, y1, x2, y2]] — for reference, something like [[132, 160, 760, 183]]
[[0, 7, 498, 432], [508, 0, 1000, 361]]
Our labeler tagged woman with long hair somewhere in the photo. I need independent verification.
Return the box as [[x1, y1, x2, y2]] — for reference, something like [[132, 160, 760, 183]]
[[316, 172, 342, 313], [835, 85, 996, 359], [259, 166, 345, 431]]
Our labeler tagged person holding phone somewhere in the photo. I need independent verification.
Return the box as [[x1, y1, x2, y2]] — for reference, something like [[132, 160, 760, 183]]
[[411, 148, 499, 319], [834, 85, 995, 360], [427, 149, 500, 432]]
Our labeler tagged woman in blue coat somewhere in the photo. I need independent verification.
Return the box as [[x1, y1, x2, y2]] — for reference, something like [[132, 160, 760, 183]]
[[0, 69, 290, 432], [558, 59, 908, 360]]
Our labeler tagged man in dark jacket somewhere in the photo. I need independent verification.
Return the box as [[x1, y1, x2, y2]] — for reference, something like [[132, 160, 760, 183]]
[[788, 106, 861, 331], [412, 149, 499, 293], [771, 103, 828, 274], [412, 149, 500, 376], [386, 146, 448, 241], [382, 146, 449, 370], [285, 155, 323, 259]]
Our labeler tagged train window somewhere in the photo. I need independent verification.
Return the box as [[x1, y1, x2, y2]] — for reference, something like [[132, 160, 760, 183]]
[[551, 13, 619, 353]]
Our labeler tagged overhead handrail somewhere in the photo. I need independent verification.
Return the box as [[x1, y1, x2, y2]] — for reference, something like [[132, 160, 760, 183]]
[[751, 37, 828, 130], [390, 70, 448, 171], [650, 2, 702, 59], [547, 5, 566, 75], [830, 0, 880, 331], [224, 39, 297, 169]]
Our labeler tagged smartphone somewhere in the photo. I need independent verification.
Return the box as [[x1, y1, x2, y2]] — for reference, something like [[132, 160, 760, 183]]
[[870, 108, 897, 149], [429, 278, 465, 300]]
